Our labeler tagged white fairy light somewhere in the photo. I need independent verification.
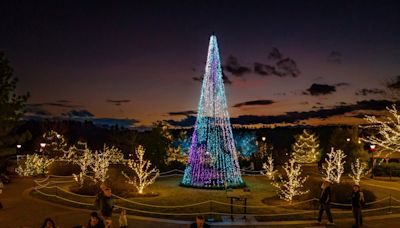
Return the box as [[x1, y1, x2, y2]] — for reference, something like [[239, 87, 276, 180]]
[[272, 158, 309, 202], [323, 147, 347, 183], [122, 145, 159, 194], [261, 155, 277, 180], [292, 129, 320, 163], [361, 105, 400, 157], [349, 158, 369, 185]]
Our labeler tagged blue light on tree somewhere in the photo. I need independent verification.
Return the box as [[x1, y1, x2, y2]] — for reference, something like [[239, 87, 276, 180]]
[[234, 131, 257, 159], [181, 35, 244, 188]]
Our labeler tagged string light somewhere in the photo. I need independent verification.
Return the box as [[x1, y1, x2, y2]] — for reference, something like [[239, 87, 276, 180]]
[[15, 154, 54, 176], [181, 35, 244, 188], [323, 147, 346, 183], [349, 158, 369, 185], [122, 145, 159, 194], [361, 105, 400, 157], [261, 155, 277, 180], [272, 158, 309, 202], [292, 129, 320, 163]]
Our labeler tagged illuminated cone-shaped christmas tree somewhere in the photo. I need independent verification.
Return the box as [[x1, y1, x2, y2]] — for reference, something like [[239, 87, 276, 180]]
[[181, 35, 244, 188]]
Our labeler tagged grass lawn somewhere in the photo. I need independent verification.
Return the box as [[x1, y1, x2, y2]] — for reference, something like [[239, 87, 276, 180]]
[[32, 175, 400, 221]]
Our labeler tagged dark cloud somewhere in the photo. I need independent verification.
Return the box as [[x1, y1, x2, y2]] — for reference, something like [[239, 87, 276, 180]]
[[166, 100, 396, 127], [327, 51, 342, 64], [233, 100, 275, 108], [192, 76, 203, 82], [274, 58, 300, 77], [27, 102, 81, 108], [273, 92, 286, 96], [165, 115, 196, 127], [25, 104, 52, 116], [192, 70, 232, 85], [253, 58, 300, 77], [223, 55, 251, 77], [92, 118, 139, 128], [336, 82, 350, 87], [254, 62, 275, 76], [106, 99, 131, 106], [168, 110, 197, 116], [305, 83, 336, 96], [300, 101, 309, 105], [355, 88, 386, 96], [56, 99, 70, 103], [62, 109, 94, 118], [386, 75, 400, 90], [268, 47, 283, 61]]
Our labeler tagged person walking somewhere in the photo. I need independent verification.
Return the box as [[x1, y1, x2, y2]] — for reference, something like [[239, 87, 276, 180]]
[[95, 183, 114, 228], [317, 179, 334, 225], [351, 184, 364, 227]]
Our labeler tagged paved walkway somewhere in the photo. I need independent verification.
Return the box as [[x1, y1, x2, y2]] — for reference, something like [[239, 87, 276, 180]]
[[1, 177, 400, 227]]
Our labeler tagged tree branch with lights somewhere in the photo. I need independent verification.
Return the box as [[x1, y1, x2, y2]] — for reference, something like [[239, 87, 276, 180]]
[[15, 154, 54, 176], [122, 145, 159, 194], [361, 105, 400, 157], [323, 147, 347, 183], [349, 158, 369, 185], [261, 155, 277, 180], [272, 158, 309, 202], [292, 129, 320, 163]]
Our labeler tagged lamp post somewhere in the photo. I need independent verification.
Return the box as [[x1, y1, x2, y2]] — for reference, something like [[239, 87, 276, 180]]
[[370, 144, 376, 179], [261, 136, 267, 158], [16, 144, 22, 154], [40, 142, 46, 157]]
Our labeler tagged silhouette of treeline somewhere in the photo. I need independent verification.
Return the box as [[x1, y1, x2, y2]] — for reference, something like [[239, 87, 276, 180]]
[[18, 120, 369, 171]]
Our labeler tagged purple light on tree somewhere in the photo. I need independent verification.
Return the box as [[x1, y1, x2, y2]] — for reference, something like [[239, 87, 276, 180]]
[[181, 35, 244, 188]]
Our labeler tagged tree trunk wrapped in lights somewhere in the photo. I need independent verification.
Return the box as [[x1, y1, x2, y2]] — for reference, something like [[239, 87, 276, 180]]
[[89, 145, 124, 183], [349, 158, 369, 185], [261, 155, 277, 180], [323, 147, 347, 183], [292, 129, 320, 163], [15, 154, 54, 176], [361, 105, 400, 157], [272, 158, 309, 202], [122, 145, 159, 194], [181, 35, 243, 188]]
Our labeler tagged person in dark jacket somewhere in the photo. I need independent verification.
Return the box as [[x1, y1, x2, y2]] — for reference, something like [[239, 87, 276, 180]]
[[317, 179, 334, 225], [351, 184, 364, 227], [95, 183, 114, 228]]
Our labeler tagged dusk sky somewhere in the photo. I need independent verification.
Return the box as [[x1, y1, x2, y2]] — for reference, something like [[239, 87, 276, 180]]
[[1, 0, 400, 127]]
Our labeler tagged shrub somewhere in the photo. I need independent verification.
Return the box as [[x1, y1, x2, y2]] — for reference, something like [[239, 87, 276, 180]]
[[373, 163, 400, 177]]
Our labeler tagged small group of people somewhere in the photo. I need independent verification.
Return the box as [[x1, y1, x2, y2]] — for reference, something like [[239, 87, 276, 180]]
[[41, 182, 127, 228], [317, 179, 365, 227]]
